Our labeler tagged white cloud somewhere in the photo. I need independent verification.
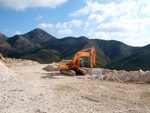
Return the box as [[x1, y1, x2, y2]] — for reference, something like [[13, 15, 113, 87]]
[[140, 0, 150, 16], [0, 0, 68, 11], [70, 20, 82, 28], [87, 28, 147, 46], [69, 0, 149, 23], [57, 29, 73, 35], [60, 20, 83, 29], [35, 15, 42, 21], [87, 15, 150, 46], [37, 23, 54, 29], [3, 29, 8, 32], [14, 31, 21, 35], [88, 31, 110, 40], [123, 37, 150, 47], [71, 0, 142, 29], [114, 17, 150, 25], [55, 23, 61, 28], [37, 19, 83, 29], [38, 21, 78, 35], [69, 1, 118, 17], [60, 22, 71, 29], [69, 1, 105, 17], [87, 13, 105, 24], [95, 22, 139, 33], [69, 6, 89, 17], [85, 13, 106, 28]]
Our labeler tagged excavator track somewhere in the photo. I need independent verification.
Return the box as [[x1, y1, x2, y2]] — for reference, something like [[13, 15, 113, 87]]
[[76, 69, 87, 75], [60, 69, 76, 76], [60, 68, 87, 76]]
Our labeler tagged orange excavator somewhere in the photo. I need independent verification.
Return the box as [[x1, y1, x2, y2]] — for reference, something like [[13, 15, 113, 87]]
[[59, 47, 96, 76]]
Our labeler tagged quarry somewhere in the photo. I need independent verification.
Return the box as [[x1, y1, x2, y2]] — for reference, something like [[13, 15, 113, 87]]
[[0, 57, 150, 113]]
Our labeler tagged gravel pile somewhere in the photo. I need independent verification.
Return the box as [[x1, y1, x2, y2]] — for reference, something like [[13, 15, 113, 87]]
[[89, 68, 150, 83], [0, 61, 14, 82], [43, 62, 60, 71], [5, 58, 39, 67]]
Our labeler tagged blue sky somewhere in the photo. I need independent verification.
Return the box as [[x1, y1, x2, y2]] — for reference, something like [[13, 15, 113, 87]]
[[0, 0, 150, 47]]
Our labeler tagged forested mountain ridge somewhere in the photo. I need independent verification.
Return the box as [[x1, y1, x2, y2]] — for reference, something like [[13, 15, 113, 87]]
[[0, 28, 149, 71]]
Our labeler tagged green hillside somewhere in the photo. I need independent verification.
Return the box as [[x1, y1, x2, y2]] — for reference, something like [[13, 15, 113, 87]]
[[92, 39, 141, 62], [107, 44, 150, 71], [22, 28, 56, 46], [7, 35, 34, 50], [42, 39, 110, 67], [20, 49, 61, 63], [1, 28, 150, 71], [0, 33, 11, 48]]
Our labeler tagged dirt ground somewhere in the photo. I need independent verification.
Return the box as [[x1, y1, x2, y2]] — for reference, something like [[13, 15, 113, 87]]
[[0, 63, 150, 113]]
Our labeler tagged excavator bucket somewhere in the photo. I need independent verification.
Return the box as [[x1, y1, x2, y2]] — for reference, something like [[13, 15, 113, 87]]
[[88, 68, 102, 76]]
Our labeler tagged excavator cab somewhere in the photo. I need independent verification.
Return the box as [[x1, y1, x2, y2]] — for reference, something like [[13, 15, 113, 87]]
[[79, 58, 84, 68]]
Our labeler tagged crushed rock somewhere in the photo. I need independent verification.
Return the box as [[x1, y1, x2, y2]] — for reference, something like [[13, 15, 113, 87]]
[[43, 62, 60, 71], [0, 61, 14, 82], [5, 58, 39, 67], [89, 68, 150, 83]]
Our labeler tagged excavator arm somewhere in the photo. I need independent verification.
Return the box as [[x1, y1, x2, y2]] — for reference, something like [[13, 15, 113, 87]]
[[71, 47, 96, 68], [90, 47, 96, 68]]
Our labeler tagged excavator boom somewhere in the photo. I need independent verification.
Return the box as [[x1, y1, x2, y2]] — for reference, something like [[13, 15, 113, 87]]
[[71, 47, 96, 69]]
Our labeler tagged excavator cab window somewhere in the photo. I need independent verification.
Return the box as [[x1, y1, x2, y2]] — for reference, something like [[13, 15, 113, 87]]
[[79, 59, 83, 67]]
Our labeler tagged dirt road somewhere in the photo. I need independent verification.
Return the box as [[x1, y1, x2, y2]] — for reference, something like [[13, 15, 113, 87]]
[[0, 64, 150, 113]]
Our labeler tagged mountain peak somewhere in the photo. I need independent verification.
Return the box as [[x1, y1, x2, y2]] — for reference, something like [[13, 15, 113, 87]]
[[0, 33, 8, 41], [78, 36, 88, 40], [31, 28, 45, 32], [27, 28, 49, 35], [22, 28, 57, 46]]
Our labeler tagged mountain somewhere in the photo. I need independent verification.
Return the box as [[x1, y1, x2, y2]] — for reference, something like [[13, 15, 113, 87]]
[[7, 35, 34, 50], [40, 39, 110, 67], [22, 28, 57, 46], [60, 36, 88, 43], [92, 39, 141, 62], [1, 28, 150, 71], [107, 44, 150, 71], [0, 33, 12, 57], [0, 33, 11, 48], [6, 28, 57, 50]]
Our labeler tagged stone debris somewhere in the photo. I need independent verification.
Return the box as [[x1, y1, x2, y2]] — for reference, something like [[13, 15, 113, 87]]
[[0, 57, 39, 82], [0, 61, 14, 82], [90, 68, 150, 83], [43, 62, 60, 71], [43, 62, 150, 84], [5, 58, 39, 67], [88, 68, 102, 76]]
